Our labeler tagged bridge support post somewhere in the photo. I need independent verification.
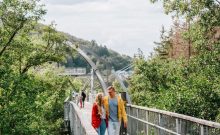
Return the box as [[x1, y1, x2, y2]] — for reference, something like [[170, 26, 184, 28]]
[[63, 100, 70, 134], [91, 68, 94, 93], [176, 118, 180, 134], [200, 125, 204, 135], [89, 68, 95, 103], [146, 111, 149, 135]]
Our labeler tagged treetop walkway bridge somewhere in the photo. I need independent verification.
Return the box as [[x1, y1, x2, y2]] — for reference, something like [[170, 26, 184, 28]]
[[62, 43, 220, 135], [64, 96, 220, 135]]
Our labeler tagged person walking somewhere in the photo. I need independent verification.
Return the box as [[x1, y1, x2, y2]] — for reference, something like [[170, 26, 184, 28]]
[[92, 93, 108, 135], [103, 86, 127, 135], [81, 91, 86, 108], [76, 93, 81, 107], [79, 96, 83, 108]]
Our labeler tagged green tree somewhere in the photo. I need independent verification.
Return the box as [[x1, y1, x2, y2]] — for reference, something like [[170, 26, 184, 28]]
[[129, 0, 220, 121], [154, 26, 173, 59], [0, 0, 77, 134]]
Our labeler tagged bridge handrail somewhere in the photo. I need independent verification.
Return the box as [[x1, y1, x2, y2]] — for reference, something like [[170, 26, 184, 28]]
[[127, 104, 220, 128], [69, 101, 97, 135], [127, 114, 181, 135]]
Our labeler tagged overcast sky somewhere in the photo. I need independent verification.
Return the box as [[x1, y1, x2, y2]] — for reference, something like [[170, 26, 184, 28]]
[[41, 0, 172, 57]]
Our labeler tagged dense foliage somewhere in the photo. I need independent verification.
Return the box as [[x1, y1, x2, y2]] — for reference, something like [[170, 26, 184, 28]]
[[130, 57, 220, 121], [130, 0, 220, 121], [0, 0, 80, 134]]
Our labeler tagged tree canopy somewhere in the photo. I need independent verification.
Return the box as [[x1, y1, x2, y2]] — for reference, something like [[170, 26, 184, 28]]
[[0, 0, 80, 134], [129, 0, 220, 121]]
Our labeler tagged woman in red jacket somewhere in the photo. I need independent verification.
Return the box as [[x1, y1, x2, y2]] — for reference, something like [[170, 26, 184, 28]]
[[91, 93, 107, 135]]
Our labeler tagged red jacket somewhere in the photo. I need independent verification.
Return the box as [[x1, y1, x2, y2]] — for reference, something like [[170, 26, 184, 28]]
[[91, 103, 108, 128]]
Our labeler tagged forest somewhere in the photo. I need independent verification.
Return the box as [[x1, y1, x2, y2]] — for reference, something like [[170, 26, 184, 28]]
[[0, 0, 220, 134], [129, 0, 220, 122]]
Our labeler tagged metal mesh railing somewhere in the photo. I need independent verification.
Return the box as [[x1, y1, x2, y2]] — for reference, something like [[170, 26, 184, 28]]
[[126, 104, 220, 135]]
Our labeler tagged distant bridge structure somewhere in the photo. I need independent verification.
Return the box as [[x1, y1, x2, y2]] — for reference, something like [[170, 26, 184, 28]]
[[59, 68, 87, 76]]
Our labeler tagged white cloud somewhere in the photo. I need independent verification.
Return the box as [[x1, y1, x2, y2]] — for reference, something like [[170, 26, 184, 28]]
[[42, 0, 172, 57]]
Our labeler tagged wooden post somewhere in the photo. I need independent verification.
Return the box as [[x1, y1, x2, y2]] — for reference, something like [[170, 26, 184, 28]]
[[200, 125, 204, 135], [146, 111, 149, 135]]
